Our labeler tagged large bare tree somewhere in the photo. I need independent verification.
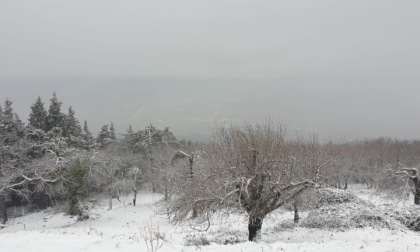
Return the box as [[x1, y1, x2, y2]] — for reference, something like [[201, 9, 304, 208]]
[[166, 121, 328, 241]]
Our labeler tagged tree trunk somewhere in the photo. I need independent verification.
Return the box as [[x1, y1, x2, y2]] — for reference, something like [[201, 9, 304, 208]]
[[108, 192, 112, 210], [344, 176, 349, 190], [293, 201, 300, 223], [248, 217, 263, 242], [189, 156, 197, 218], [133, 187, 137, 206], [0, 195, 7, 224], [413, 177, 420, 205], [133, 169, 138, 206]]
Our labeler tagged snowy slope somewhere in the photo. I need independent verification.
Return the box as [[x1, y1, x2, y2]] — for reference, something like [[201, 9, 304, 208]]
[[1, 192, 420, 252]]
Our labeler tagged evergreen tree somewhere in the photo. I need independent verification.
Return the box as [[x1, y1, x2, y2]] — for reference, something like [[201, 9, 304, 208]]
[[0, 99, 26, 143], [82, 120, 93, 141], [64, 106, 82, 138], [109, 122, 116, 140], [83, 121, 89, 134], [13, 113, 26, 138], [14, 113, 24, 129], [127, 124, 134, 134], [75, 120, 94, 149], [123, 124, 136, 151], [0, 105, 3, 132], [2, 99, 14, 121], [46, 92, 64, 132], [97, 125, 111, 148], [28, 96, 48, 131], [0, 98, 16, 133]]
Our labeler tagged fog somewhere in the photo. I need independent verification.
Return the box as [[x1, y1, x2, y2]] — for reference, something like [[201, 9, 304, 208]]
[[1, 1, 420, 140]]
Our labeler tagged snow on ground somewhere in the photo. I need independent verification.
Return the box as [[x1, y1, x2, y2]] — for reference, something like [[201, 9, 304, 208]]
[[1, 190, 420, 252]]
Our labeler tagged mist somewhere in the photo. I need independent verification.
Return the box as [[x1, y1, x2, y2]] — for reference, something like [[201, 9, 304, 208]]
[[1, 1, 420, 140]]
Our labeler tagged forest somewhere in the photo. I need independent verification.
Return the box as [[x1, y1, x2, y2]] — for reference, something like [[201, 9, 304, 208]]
[[1, 93, 420, 247]]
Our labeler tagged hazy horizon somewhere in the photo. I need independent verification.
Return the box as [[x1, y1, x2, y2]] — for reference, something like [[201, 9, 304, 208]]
[[1, 1, 420, 141], [1, 76, 419, 142]]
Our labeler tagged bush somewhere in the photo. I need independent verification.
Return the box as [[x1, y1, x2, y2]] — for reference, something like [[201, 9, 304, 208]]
[[63, 159, 88, 216], [389, 206, 420, 231], [284, 187, 358, 213], [300, 202, 401, 231], [316, 188, 358, 206], [184, 234, 211, 246]]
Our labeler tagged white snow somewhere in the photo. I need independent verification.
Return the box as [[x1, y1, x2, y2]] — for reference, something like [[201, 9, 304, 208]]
[[1, 191, 420, 252]]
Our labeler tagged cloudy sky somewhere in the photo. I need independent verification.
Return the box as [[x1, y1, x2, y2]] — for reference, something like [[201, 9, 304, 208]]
[[1, 1, 420, 140]]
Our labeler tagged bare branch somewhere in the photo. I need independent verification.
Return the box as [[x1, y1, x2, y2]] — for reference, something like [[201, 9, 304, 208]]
[[171, 151, 192, 164]]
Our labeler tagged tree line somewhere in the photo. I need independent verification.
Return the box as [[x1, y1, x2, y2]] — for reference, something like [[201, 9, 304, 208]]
[[0, 93, 179, 223]]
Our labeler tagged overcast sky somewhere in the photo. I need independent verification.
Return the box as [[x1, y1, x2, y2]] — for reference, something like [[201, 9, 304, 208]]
[[1, 1, 420, 141]]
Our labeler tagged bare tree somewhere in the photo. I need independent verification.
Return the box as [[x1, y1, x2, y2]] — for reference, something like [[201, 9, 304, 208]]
[[0, 153, 61, 223], [0, 134, 65, 224], [89, 144, 135, 210], [122, 124, 178, 193], [166, 121, 328, 241], [395, 168, 420, 205], [171, 150, 204, 217]]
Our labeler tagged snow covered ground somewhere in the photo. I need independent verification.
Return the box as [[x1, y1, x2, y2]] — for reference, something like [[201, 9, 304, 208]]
[[1, 190, 420, 252]]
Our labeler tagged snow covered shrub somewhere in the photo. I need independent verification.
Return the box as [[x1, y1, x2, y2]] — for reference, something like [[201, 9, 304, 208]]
[[389, 206, 420, 231], [315, 188, 358, 206], [280, 187, 359, 225], [274, 219, 298, 231], [403, 216, 420, 231], [301, 187, 420, 232], [184, 229, 243, 246], [184, 234, 211, 246], [209, 228, 244, 245], [284, 187, 357, 212], [300, 202, 400, 230]]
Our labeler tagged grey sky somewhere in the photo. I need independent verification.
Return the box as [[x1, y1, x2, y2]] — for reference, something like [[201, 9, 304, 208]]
[[1, 1, 420, 140]]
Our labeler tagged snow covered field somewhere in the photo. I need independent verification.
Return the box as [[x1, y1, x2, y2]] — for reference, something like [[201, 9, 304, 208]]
[[1, 190, 420, 252]]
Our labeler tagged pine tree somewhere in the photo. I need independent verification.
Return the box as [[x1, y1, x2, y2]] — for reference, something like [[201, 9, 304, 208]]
[[109, 122, 116, 140], [0, 105, 3, 131], [82, 120, 93, 141], [123, 124, 136, 152], [14, 113, 24, 128], [64, 106, 82, 138], [127, 124, 134, 134], [77, 120, 94, 149], [1, 98, 16, 133], [2, 99, 14, 121], [28, 96, 48, 131], [46, 92, 64, 132], [0, 99, 26, 143], [13, 113, 26, 138], [97, 125, 111, 148]]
